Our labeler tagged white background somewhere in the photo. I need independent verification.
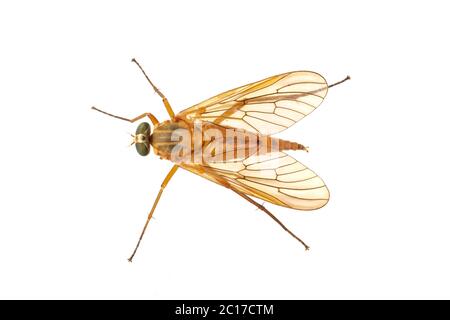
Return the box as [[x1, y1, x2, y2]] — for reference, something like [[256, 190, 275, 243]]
[[0, 1, 449, 299]]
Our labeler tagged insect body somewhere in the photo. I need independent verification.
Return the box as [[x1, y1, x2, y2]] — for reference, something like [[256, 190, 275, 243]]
[[151, 118, 306, 162], [92, 59, 349, 261]]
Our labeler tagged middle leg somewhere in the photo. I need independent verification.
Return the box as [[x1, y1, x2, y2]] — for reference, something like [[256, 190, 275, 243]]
[[132, 58, 175, 119]]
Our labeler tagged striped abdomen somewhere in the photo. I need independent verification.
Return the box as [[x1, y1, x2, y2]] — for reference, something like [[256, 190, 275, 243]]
[[151, 119, 307, 162]]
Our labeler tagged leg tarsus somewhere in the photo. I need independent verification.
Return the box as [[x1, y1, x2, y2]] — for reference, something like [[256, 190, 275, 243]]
[[328, 75, 351, 88], [231, 190, 310, 250], [91, 106, 160, 125], [127, 165, 179, 262], [192, 168, 310, 250], [131, 58, 164, 99], [131, 58, 175, 119]]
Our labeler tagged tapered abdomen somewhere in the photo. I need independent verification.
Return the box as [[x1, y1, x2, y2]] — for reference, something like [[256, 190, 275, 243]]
[[151, 119, 305, 163]]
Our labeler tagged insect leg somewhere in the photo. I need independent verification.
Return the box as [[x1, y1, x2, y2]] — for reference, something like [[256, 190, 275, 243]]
[[231, 189, 310, 250], [91, 107, 160, 125], [328, 75, 351, 88], [128, 165, 179, 262], [187, 166, 310, 250], [131, 58, 175, 119]]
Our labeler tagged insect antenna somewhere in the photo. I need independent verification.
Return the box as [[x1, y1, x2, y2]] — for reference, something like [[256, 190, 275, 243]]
[[129, 133, 136, 146]]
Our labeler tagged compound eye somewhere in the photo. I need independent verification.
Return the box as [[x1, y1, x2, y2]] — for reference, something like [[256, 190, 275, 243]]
[[136, 122, 151, 136], [135, 122, 151, 156], [136, 142, 150, 156]]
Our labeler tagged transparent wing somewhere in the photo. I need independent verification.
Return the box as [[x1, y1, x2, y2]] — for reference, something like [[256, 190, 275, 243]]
[[177, 71, 328, 135], [180, 151, 329, 210]]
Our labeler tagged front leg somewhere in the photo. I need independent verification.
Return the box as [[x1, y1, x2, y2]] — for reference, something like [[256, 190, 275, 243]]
[[91, 107, 160, 125]]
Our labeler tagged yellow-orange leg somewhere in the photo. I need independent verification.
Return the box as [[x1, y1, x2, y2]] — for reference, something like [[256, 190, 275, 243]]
[[231, 190, 310, 250], [91, 106, 160, 126], [131, 58, 175, 119], [128, 165, 179, 262], [197, 167, 310, 251]]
